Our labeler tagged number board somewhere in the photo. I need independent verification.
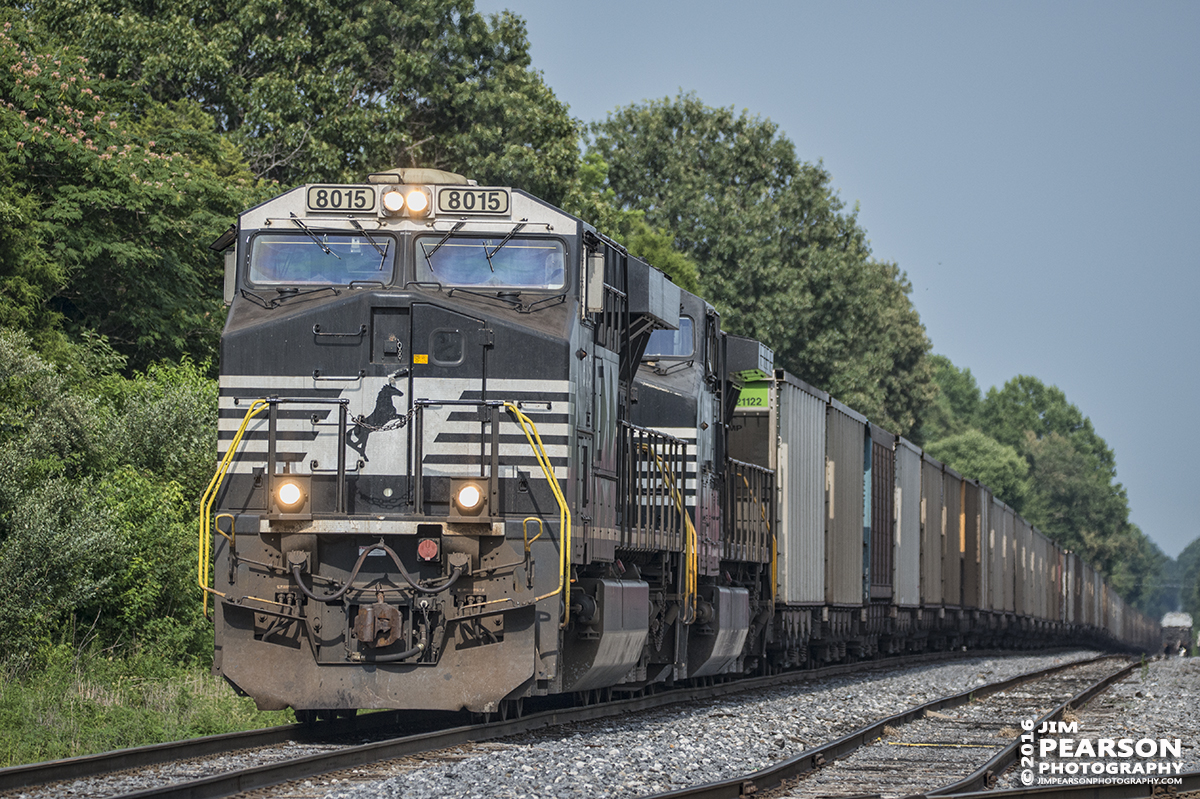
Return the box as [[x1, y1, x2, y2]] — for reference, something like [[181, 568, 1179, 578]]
[[736, 382, 770, 408], [436, 187, 510, 216], [306, 185, 376, 213]]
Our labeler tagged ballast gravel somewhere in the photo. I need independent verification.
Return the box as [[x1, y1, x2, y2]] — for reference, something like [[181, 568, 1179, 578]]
[[320, 650, 1106, 799]]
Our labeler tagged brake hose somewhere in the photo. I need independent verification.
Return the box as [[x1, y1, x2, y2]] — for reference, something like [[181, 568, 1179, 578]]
[[291, 538, 462, 603]]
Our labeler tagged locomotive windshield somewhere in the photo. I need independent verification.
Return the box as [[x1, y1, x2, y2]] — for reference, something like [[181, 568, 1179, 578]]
[[417, 235, 565, 290], [643, 316, 694, 359], [249, 233, 396, 285]]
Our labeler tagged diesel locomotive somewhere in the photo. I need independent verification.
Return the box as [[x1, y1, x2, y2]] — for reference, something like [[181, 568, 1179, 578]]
[[202, 169, 1159, 718]]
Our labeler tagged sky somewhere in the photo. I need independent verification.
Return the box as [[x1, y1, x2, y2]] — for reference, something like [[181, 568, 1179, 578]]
[[475, 0, 1200, 560]]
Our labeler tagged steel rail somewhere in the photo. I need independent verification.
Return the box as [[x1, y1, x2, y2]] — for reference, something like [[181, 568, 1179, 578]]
[[641, 654, 1130, 799], [0, 648, 1101, 798], [923, 660, 1142, 796]]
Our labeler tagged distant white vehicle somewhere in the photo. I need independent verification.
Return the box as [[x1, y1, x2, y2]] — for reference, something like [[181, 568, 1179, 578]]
[[1161, 612, 1193, 655]]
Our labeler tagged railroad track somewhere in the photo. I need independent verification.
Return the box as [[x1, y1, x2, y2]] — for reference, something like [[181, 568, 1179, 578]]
[[0, 650, 1121, 799], [643, 655, 1170, 799]]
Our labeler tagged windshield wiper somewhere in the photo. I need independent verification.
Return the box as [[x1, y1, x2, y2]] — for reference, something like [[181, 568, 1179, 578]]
[[240, 286, 339, 309], [420, 221, 465, 272], [484, 221, 528, 270], [350, 220, 389, 270], [290, 213, 340, 259], [446, 288, 567, 315]]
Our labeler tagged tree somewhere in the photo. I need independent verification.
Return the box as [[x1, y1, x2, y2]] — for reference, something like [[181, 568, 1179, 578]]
[[1105, 523, 1168, 619], [979, 376, 1116, 476], [1017, 429, 1164, 613], [0, 328, 216, 663], [1192, 569, 1200, 630], [25, 0, 581, 199], [917, 354, 982, 444], [1176, 536, 1200, 617], [0, 14, 268, 368], [924, 429, 1028, 510], [1020, 432, 1122, 555], [952, 373, 1169, 614], [588, 92, 934, 435]]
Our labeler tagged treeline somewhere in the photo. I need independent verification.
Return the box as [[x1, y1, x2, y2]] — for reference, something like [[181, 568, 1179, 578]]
[[0, 0, 1174, 684]]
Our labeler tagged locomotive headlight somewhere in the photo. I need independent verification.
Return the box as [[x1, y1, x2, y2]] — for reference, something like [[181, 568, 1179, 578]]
[[456, 483, 483, 511], [449, 478, 488, 518], [404, 187, 431, 217], [277, 480, 304, 508], [381, 189, 406, 215]]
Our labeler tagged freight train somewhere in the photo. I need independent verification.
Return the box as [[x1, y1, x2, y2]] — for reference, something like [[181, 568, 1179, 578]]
[[201, 169, 1160, 718]]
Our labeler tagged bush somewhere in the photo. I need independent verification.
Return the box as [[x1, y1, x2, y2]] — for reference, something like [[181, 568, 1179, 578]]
[[0, 328, 217, 666]]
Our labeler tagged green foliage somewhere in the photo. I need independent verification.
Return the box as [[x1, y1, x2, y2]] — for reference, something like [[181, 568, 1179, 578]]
[[0, 643, 291, 766], [622, 218, 701, 295], [105, 358, 219, 497], [974, 375, 1166, 614], [1192, 567, 1200, 623], [980, 376, 1116, 476], [1020, 431, 1125, 555], [924, 429, 1028, 510], [1174, 536, 1200, 618], [1108, 523, 1168, 619], [0, 476, 121, 658], [26, 0, 581, 199], [0, 329, 216, 665], [917, 354, 982, 444], [0, 329, 114, 494], [0, 14, 269, 369], [588, 92, 934, 435]]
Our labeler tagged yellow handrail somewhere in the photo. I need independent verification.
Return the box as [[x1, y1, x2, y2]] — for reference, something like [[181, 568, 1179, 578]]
[[198, 399, 268, 615], [504, 402, 571, 627], [640, 444, 698, 624]]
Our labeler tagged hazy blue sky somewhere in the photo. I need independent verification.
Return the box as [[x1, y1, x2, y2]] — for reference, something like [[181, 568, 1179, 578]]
[[476, 0, 1199, 559]]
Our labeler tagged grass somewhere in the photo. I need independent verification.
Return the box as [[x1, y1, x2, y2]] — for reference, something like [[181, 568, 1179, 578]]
[[0, 644, 293, 767]]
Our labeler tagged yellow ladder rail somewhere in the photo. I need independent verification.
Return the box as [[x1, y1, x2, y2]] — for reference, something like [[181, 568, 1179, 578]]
[[639, 444, 698, 625], [198, 399, 268, 615], [504, 402, 572, 627]]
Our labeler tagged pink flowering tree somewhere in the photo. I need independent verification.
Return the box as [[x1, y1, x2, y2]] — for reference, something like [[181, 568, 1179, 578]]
[[1, 15, 269, 367]]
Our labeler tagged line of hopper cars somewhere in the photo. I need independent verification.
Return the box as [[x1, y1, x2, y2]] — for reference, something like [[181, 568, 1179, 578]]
[[203, 170, 1158, 717], [727, 364, 1160, 666]]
